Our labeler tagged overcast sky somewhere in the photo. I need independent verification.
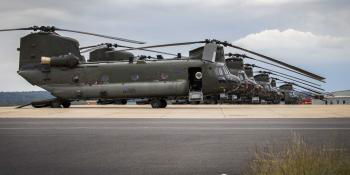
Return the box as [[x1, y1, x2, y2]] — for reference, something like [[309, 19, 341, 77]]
[[0, 0, 349, 92]]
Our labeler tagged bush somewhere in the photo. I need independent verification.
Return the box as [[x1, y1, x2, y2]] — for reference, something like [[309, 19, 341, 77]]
[[245, 134, 350, 175]]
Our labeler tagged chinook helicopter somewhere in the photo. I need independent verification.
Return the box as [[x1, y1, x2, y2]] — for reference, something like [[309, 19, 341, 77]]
[[123, 41, 327, 105], [1, 26, 326, 108], [229, 53, 326, 104], [1, 26, 244, 108], [220, 53, 260, 103], [271, 77, 325, 104], [251, 73, 281, 104]]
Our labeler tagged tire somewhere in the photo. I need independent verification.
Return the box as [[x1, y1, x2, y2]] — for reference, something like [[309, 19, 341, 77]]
[[120, 99, 127, 105], [32, 104, 50, 108], [160, 99, 167, 108], [50, 101, 62, 108], [191, 101, 200, 104], [151, 99, 162, 108], [62, 101, 71, 108]]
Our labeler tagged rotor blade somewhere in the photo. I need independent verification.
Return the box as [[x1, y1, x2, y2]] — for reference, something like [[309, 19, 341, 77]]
[[294, 88, 320, 97], [274, 78, 323, 95], [81, 43, 178, 56], [55, 27, 145, 44], [250, 64, 321, 86], [80, 45, 107, 54], [80, 44, 106, 50], [0, 26, 146, 44], [118, 41, 207, 51], [0, 27, 34, 32], [226, 44, 326, 81], [294, 89, 315, 97], [232, 53, 325, 83], [260, 71, 324, 91], [115, 44, 178, 56], [291, 83, 324, 95]]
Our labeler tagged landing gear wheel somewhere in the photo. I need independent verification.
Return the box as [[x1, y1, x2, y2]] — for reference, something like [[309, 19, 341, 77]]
[[32, 104, 49, 108], [160, 99, 167, 108], [120, 99, 127, 105], [191, 101, 200, 104], [62, 101, 71, 108], [50, 101, 62, 108], [151, 99, 167, 108], [151, 99, 162, 108]]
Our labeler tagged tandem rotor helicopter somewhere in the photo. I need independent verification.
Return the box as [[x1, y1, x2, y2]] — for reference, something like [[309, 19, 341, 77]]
[[0, 26, 326, 108]]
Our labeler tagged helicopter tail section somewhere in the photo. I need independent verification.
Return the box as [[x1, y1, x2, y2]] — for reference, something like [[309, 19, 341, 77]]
[[18, 32, 83, 70]]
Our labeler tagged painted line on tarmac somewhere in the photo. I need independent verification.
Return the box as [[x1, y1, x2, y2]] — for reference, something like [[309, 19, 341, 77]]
[[0, 127, 350, 130]]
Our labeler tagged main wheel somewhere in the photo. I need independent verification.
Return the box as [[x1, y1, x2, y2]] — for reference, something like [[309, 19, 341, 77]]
[[62, 101, 71, 108], [151, 99, 162, 108], [32, 103, 50, 108], [160, 99, 167, 108], [120, 99, 127, 105], [50, 101, 62, 108]]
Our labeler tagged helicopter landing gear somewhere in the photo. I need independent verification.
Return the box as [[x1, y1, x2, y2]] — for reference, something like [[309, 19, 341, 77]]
[[62, 101, 71, 108], [28, 98, 71, 108], [151, 99, 167, 108], [50, 100, 62, 108]]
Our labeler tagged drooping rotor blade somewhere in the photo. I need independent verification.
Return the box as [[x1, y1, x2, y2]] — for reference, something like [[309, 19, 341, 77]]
[[222, 42, 326, 81], [259, 71, 324, 91], [229, 53, 325, 82], [54, 27, 145, 44], [247, 64, 321, 86], [294, 89, 315, 96], [291, 83, 324, 95], [294, 88, 327, 99], [294, 88, 320, 97], [274, 78, 323, 95], [119, 40, 207, 51]]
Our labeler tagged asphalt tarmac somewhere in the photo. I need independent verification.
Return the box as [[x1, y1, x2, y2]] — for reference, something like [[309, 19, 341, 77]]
[[1, 118, 350, 175]]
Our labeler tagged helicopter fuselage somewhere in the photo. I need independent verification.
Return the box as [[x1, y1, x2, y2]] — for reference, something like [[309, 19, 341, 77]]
[[18, 59, 240, 101]]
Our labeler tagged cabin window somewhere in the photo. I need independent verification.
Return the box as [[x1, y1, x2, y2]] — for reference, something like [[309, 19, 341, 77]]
[[72, 75, 79, 83], [131, 74, 139, 81], [100, 75, 109, 84], [238, 73, 245, 81], [188, 67, 202, 91], [223, 66, 230, 75], [160, 73, 169, 80], [218, 68, 224, 76]]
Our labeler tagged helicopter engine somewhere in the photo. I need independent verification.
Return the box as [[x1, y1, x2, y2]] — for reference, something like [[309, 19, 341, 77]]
[[41, 54, 80, 68], [89, 48, 134, 62]]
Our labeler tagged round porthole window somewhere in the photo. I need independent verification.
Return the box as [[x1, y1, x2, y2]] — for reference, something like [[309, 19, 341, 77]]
[[72, 75, 79, 83], [160, 73, 168, 80], [100, 75, 110, 84], [195, 72, 202, 79], [131, 74, 139, 81]]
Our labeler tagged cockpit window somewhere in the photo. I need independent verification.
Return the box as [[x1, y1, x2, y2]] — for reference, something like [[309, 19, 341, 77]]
[[218, 68, 224, 76], [238, 73, 245, 81], [223, 66, 230, 75]]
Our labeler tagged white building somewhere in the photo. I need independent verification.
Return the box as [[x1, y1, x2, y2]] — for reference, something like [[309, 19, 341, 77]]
[[324, 90, 350, 105]]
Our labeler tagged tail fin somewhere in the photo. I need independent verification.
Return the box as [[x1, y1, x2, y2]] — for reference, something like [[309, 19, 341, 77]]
[[18, 32, 83, 70]]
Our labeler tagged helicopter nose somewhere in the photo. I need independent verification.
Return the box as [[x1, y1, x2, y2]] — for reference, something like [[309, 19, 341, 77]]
[[228, 75, 241, 92]]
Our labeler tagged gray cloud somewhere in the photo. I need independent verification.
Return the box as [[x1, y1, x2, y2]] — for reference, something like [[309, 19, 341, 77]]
[[0, 0, 349, 91]]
